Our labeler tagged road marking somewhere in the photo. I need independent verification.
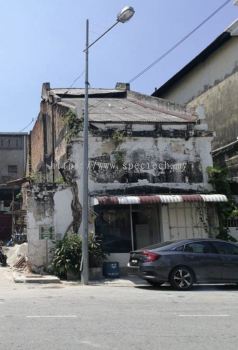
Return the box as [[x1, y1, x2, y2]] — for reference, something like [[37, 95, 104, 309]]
[[178, 314, 230, 317], [79, 341, 102, 348], [26, 315, 77, 318]]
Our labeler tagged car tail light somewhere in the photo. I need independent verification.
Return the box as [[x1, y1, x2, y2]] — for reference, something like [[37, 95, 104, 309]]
[[142, 250, 160, 262]]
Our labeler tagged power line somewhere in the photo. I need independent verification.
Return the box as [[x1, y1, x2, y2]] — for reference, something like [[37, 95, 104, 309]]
[[58, 70, 85, 99], [18, 71, 85, 132], [69, 71, 85, 88], [19, 118, 35, 132], [129, 0, 231, 84]]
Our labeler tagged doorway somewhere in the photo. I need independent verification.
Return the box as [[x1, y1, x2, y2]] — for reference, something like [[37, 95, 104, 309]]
[[131, 205, 160, 250]]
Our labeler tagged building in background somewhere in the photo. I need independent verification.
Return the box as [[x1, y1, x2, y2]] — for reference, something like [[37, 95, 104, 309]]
[[152, 19, 238, 151], [0, 132, 28, 241]]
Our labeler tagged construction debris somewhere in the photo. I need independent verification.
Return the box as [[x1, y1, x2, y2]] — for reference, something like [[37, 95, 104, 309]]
[[5, 243, 28, 267]]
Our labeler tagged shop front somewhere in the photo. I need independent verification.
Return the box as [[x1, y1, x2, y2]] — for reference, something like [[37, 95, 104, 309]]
[[92, 194, 227, 267]]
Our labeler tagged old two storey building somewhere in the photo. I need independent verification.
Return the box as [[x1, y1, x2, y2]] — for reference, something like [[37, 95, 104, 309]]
[[0, 132, 28, 241], [25, 82, 227, 271]]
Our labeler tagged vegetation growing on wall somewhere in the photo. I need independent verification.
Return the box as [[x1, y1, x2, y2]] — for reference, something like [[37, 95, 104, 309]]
[[28, 171, 44, 184], [111, 130, 126, 147], [63, 109, 83, 142], [207, 166, 238, 241], [114, 150, 125, 169]]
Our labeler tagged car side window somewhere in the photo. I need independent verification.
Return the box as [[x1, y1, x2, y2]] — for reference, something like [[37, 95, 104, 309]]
[[184, 242, 215, 254], [212, 242, 238, 255], [174, 245, 184, 252]]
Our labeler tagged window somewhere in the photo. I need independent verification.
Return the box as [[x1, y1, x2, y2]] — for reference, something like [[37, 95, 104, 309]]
[[212, 242, 238, 255], [184, 242, 215, 254], [174, 245, 184, 252], [8, 165, 18, 174], [0, 136, 23, 149]]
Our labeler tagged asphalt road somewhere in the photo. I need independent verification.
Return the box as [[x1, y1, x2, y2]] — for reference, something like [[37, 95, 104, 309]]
[[1, 267, 238, 350]]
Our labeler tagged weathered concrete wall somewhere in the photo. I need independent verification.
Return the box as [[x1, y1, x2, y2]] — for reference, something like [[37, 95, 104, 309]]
[[26, 194, 54, 270], [187, 73, 238, 149], [157, 37, 238, 149], [159, 38, 238, 105], [26, 186, 73, 270], [71, 128, 213, 196]]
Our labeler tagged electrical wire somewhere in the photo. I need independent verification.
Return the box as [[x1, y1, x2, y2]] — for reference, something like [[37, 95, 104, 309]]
[[19, 118, 35, 132], [129, 0, 231, 84], [19, 71, 85, 132]]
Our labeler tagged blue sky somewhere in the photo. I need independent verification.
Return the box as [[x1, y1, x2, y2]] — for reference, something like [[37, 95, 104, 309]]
[[0, 0, 237, 132]]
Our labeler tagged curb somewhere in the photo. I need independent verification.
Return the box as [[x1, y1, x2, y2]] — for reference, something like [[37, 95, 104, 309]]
[[13, 272, 60, 284], [89, 276, 150, 287]]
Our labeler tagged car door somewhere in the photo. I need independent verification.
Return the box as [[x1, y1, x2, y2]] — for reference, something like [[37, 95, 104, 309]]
[[211, 241, 238, 282], [183, 241, 223, 282]]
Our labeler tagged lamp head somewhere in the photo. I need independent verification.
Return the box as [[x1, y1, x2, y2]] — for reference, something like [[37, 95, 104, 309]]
[[117, 6, 135, 23]]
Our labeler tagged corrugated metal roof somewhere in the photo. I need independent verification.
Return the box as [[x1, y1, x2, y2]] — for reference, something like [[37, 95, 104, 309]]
[[92, 194, 227, 205], [58, 96, 196, 123], [51, 88, 122, 96]]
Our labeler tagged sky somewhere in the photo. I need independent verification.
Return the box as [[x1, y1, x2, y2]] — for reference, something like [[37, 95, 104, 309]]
[[0, 0, 237, 132]]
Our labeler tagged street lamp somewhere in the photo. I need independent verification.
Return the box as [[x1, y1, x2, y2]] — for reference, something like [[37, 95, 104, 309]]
[[81, 6, 135, 285]]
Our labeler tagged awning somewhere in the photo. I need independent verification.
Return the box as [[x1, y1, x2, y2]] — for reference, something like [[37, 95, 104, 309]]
[[92, 194, 228, 206]]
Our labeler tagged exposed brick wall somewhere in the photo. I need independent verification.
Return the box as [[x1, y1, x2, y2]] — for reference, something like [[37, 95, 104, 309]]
[[29, 102, 68, 176], [30, 114, 45, 173]]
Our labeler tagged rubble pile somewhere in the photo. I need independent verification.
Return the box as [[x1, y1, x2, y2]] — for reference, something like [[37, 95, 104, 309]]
[[5, 243, 29, 270]]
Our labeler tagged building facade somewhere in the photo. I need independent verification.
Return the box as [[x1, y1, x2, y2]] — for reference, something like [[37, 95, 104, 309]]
[[0, 132, 28, 241], [25, 83, 227, 271]]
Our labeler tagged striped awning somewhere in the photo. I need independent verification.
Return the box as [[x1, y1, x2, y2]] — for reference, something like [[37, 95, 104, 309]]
[[92, 194, 228, 206]]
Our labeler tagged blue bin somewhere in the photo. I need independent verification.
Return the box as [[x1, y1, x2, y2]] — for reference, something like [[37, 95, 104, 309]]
[[103, 261, 120, 278]]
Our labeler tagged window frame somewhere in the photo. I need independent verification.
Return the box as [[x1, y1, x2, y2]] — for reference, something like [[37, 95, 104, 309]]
[[183, 241, 217, 254], [210, 241, 238, 256]]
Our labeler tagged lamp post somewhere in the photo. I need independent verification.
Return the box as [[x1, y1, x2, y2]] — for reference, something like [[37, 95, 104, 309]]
[[81, 6, 135, 285]]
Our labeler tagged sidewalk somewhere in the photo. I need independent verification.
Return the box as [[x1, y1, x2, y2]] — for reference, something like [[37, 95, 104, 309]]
[[12, 269, 149, 287]]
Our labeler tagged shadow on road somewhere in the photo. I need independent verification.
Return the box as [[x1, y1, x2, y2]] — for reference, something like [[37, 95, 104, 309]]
[[135, 283, 238, 292]]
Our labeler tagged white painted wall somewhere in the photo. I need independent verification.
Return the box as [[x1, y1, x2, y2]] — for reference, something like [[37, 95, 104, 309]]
[[54, 188, 73, 239], [27, 187, 73, 270], [27, 210, 54, 271]]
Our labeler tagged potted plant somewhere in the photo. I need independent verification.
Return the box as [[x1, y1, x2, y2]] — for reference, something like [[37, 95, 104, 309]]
[[51, 233, 82, 280], [88, 232, 107, 280], [51, 232, 106, 281]]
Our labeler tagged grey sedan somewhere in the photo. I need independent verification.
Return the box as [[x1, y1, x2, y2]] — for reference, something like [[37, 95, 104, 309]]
[[128, 239, 238, 290]]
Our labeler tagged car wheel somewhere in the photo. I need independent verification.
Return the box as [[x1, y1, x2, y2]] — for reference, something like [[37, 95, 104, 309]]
[[146, 280, 162, 287], [170, 266, 194, 290]]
